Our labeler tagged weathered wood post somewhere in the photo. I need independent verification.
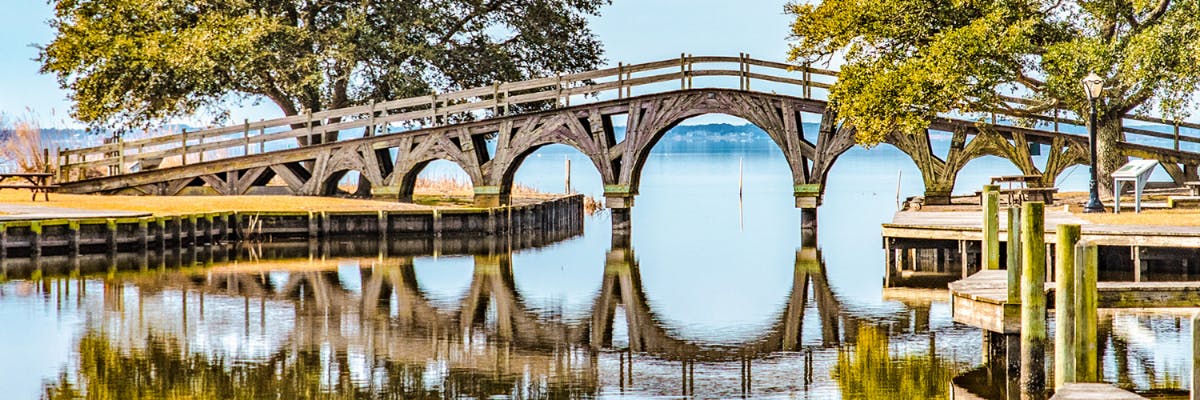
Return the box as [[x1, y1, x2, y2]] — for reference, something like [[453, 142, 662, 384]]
[[1193, 312, 1200, 400], [180, 128, 188, 166], [137, 218, 149, 253], [305, 108, 315, 144], [117, 139, 125, 174], [1020, 201, 1046, 400], [1007, 207, 1022, 303], [1054, 224, 1081, 389], [68, 220, 81, 257], [1005, 206, 1025, 393], [1074, 241, 1098, 382], [983, 185, 1001, 270], [30, 221, 43, 258], [243, 119, 251, 155]]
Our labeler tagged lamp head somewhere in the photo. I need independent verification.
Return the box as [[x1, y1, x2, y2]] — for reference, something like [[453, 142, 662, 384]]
[[1081, 72, 1104, 101]]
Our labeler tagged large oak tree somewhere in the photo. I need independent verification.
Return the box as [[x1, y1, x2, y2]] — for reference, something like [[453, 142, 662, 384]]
[[40, 0, 609, 143], [787, 0, 1200, 190]]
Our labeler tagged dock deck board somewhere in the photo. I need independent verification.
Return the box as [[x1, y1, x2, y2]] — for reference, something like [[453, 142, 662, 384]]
[[950, 270, 1200, 333]]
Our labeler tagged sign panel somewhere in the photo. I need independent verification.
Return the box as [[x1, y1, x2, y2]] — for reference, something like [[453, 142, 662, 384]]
[[1111, 159, 1158, 179]]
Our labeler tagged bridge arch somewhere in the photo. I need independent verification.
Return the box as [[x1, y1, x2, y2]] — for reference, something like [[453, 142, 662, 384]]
[[497, 140, 607, 202], [883, 126, 1090, 202], [617, 91, 813, 200], [395, 158, 480, 203], [485, 112, 618, 205]]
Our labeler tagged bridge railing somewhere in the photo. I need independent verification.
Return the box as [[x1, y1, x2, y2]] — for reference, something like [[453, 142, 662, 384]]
[[55, 54, 1200, 183], [56, 54, 839, 182]]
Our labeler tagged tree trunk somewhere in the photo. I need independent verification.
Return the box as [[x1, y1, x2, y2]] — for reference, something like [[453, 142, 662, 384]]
[[1094, 115, 1126, 199]]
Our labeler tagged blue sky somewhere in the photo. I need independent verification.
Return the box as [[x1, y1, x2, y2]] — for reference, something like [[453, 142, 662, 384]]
[[0, 1, 796, 128]]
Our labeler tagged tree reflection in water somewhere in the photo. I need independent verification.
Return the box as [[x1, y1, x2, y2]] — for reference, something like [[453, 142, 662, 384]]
[[834, 325, 959, 400], [43, 331, 591, 399]]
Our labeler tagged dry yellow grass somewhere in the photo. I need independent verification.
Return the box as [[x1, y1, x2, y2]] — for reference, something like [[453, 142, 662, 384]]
[[1077, 209, 1200, 226], [1053, 191, 1200, 226], [0, 190, 433, 215], [0, 117, 49, 173], [0, 180, 589, 216]]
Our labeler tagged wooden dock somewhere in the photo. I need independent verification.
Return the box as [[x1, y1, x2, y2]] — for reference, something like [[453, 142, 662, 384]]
[[884, 210, 1200, 247], [950, 270, 1200, 333]]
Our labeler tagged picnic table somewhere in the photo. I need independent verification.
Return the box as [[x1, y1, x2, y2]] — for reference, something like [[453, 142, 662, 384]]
[[984, 174, 1057, 205], [990, 174, 1043, 188], [0, 172, 58, 201]]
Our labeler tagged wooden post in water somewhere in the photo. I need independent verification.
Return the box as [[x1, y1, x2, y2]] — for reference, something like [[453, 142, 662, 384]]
[[1193, 312, 1200, 400], [1054, 224, 1081, 389], [1007, 207, 1022, 304], [739, 157, 745, 198], [1074, 241, 1098, 382], [983, 185, 1001, 270], [1020, 201, 1046, 400]]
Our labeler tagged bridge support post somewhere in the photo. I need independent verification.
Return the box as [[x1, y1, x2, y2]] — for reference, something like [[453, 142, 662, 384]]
[[796, 184, 820, 235], [611, 208, 631, 247], [800, 208, 817, 231], [923, 191, 952, 206]]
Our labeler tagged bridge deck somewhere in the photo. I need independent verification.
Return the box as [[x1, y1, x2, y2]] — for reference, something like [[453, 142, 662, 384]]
[[51, 55, 1200, 211], [950, 270, 1200, 333]]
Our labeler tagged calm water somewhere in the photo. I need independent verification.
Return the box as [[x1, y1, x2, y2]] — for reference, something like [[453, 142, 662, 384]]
[[1, 123, 1193, 399]]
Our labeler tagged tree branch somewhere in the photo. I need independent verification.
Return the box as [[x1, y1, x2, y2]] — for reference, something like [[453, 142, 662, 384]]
[[1130, 0, 1171, 36], [433, 0, 512, 49], [1015, 70, 1046, 93], [1118, 84, 1156, 115], [1142, 0, 1171, 26]]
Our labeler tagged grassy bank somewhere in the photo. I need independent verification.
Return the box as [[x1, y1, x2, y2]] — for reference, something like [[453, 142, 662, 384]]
[[0, 177, 600, 216], [1057, 191, 1200, 226]]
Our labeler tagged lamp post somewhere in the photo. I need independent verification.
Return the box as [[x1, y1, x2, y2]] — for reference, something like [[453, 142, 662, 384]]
[[1081, 72, 1106, 213]]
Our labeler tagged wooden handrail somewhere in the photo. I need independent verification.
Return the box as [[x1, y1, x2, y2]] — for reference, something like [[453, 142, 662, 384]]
[[57, 54, 1200, 180]]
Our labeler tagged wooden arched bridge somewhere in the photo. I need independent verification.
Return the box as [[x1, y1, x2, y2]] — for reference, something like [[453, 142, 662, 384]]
[[56, 55, 1200, 224]]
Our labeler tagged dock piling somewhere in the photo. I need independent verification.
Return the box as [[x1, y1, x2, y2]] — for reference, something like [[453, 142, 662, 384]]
[[983, 186, 1000, 270], [1074, 241, 1098, 382], [1007, 207, 1022, 304], [1054, 224, 1081, 389], [1021, 201, 1046, 400]]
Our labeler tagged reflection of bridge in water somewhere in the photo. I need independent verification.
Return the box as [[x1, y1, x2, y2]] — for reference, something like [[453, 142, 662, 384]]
[[117, 246, 867, 362], [24, 241, 955, 397]]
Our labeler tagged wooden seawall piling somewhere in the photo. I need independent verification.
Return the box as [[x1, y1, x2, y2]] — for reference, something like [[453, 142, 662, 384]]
[[0, 195, 584, 259]]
